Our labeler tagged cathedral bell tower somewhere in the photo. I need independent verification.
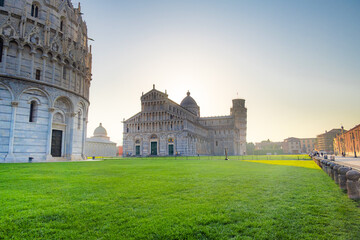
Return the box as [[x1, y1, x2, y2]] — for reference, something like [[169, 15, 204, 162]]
[[231, 99, 247, 155]]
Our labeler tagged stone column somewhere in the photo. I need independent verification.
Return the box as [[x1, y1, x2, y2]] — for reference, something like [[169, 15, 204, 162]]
[[79, 75, 83, 95], [346, 170, 360, 200], [60, 63, 65, 87], [5, 101, 19, 162], [30, 50, 35, 78], [74, 71, 77, 92], [51, 59, 56, 84], [81, 117, 88, 160], [2, 45, 8, 73], [69, 65, 75, 91], [67, 112, 76, 160], [17, 47, 23, 75], [82, 77, 86, 96], [46, 108, 55, 160], [69, 67, 72, 89], [78, 75, 81, 94], [42, 55, 47, 81]]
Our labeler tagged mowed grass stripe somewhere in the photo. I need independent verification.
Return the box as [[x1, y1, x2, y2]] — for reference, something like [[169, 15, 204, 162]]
[[0, 159, 359, 239]]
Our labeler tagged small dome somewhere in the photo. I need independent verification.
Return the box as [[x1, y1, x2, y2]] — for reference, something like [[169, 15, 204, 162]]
[[180, 91, 200, 116], [180, 91, 198, 108], [94, 123, 108, 137]]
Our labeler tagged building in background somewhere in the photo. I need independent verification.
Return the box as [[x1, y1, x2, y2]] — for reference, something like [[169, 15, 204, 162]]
[[117, 146, 123, 156], [334, 125, 359, 157], [85, 123, 117, 157], [123, 86, 247, 156], [0, 0, 92, 162], [299, 138, 316, 153], [282, 138, 301, 154], [315, 129, 343, 154]]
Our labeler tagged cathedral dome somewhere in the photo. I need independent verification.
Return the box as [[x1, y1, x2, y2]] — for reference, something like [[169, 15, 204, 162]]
[[180, 91, 200, 116], [94, 123, 108, 137], [181, 91, 198, 108]]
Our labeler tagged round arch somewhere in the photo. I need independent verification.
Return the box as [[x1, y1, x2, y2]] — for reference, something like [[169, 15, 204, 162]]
[[53, 96, 74, 113], [76, 100, 87, 115], [0, 82, 14, 101], [17, 87, 51, 105], [8, 39, 20, 47]]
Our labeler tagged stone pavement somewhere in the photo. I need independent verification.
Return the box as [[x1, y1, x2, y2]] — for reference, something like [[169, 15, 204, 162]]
[[334, 156, 360, 171]]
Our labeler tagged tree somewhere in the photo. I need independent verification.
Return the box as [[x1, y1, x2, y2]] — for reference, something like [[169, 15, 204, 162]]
[[246, 142, 255, 155]]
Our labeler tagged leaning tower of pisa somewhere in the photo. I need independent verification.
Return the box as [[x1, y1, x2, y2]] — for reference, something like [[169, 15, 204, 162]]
[[0, 0, 92, 162]]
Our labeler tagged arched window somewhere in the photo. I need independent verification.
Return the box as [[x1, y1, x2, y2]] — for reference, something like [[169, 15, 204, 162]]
[[63, 67, 67, 80], [0, 38, 3, 62], [60, 20, 64, 32], [29, 101, 37, 122], [31, 4, 39, 18], [60, 17, 66, 32], [35, 69, 41, 80]]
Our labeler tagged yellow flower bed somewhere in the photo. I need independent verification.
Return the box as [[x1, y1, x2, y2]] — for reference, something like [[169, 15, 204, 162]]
[[244, 160, 320, 169]]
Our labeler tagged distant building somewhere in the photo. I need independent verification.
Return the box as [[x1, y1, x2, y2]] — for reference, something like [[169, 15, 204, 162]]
[[85, 123, 117, 157], [123, 86, 247, 156], [118, 146, 123, 156], [283, 138, 301, 154], [299, 138, 316, 153], [334, 125, 359, 157], [315, 129, 343, 154]]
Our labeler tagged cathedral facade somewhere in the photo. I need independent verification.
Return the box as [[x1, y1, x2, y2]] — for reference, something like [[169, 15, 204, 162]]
[[0, 0, 92, 162], [123, 86, 247, 157]]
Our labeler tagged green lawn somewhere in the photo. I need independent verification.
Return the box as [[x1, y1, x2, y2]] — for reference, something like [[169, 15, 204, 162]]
[[1, 157, 359, 239]]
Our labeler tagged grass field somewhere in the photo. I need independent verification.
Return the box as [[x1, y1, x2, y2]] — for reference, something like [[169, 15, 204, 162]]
[[1, 157, 360, 239], [89, 155, 312, 161]]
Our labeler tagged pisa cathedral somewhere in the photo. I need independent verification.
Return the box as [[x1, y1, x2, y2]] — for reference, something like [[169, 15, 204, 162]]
[[0, 0, 92, 162], [123, 86, 247, 156]]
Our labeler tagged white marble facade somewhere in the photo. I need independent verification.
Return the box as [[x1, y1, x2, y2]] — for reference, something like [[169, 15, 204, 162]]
[[123, 86, 247, 157], [85, 123, 117, 158], [0, 0, 92, 162]]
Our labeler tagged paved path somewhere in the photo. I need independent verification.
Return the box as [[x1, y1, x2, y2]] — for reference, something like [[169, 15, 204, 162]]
[[334, 156, 360, 171]]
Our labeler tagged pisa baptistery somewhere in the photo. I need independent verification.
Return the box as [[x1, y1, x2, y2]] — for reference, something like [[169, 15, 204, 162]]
[[0, 0, 92, 162]]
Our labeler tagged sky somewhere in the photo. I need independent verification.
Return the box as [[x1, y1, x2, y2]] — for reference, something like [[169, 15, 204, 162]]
[[74, 0, 360, 145]]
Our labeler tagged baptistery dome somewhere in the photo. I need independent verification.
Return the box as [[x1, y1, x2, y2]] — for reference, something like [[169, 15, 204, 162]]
[[180, 91, 200, 117], [0, 0, 92, 162]]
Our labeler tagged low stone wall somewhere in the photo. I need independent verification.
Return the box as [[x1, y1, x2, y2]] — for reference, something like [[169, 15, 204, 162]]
[[313, 157, 360, 200]]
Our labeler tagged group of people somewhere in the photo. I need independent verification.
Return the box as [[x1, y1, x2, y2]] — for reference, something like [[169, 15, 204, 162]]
[[310, 151, 328, 159]]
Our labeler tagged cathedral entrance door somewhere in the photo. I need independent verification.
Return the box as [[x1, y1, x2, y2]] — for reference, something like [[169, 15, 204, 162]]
[[51, 130, 63, 157], [136, 145, 140, 155], [151, 142, 157, 155], [168, 144, 174, 155]]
